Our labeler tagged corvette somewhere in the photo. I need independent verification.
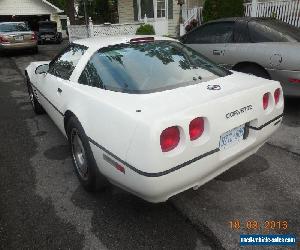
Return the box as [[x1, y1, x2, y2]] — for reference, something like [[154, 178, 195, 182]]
[[25, 36, 283, 202]]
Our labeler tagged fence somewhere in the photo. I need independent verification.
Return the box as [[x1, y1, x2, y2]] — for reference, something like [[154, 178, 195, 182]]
[[182, 7, 203, 28], [244, 0, 300, 27], [68, 19, 143, 42]]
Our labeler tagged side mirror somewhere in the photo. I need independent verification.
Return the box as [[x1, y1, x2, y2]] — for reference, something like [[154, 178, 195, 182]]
[[35, 64, 49, 74]]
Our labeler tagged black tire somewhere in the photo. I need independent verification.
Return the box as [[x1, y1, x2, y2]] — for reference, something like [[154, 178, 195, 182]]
[[67, 116, 108, 192], [237, 65, 270, 80], [26, 79, 45, 115]]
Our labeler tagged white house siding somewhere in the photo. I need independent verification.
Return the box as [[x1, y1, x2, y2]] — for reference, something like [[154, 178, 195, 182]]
[[168, 0, 180, 37], [0, 0, 58, 15], [118, 0, 135, 23]]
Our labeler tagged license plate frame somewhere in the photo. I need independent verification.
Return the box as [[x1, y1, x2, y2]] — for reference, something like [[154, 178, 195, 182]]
[[219, 124, 245, 150], [14, 35, 24, 41]]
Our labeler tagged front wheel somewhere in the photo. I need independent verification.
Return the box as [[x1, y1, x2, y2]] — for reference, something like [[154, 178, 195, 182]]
[[67, 116, 108, 191], [27, 81, 45, 114]]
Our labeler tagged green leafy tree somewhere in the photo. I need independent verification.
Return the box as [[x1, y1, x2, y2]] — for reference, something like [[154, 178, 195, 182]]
[[203, 0, 244, 23], [48, 0, 76, 24], [47, 0, 66, 11], [78, 0, 118, 24]]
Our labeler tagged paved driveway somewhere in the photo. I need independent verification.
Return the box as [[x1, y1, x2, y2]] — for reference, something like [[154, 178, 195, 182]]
[[0, 42, 299, 250]]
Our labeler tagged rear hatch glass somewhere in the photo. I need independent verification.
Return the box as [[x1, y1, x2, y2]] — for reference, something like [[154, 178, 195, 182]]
[[79, 40, 231, 93], [0, 23, 30, 32]]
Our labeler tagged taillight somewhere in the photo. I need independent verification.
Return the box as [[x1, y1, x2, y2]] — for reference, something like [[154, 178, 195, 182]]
[[288, 78, 300, 84], [274, 88, 281, 104], [263, 93, 269, 110], [160, 126, 180, 152], [0, 35, 9, 43], [31, 32, 37, 41], [189, 117, 204, 141]]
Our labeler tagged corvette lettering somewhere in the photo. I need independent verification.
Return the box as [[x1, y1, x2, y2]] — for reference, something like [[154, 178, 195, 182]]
[[226, 105, 253, 119]]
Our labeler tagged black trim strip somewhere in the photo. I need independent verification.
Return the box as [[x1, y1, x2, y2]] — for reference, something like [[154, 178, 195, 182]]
[[246, 114, 284, 131], [31, 83, 64, 116], [89, 137, 219, 177]]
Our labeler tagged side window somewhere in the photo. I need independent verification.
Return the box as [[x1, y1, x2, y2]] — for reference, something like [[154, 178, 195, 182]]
[[248, 22, 288, 42], [234, 22, 251, 43], [186, 22, 234, 44], [78, 55, 103, 88], [48, 44, 87, 80]]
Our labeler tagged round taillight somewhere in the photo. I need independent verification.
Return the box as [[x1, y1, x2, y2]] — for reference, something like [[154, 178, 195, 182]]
[[189, 117, 204, 141], [160, 126, 180, 152], [274, 88, 281, 104], [263, 93, 269, 110]]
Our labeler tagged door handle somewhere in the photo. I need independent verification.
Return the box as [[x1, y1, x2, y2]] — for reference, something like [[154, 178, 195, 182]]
[[213, 50, 222, 56], [57, 88, 62, 94]]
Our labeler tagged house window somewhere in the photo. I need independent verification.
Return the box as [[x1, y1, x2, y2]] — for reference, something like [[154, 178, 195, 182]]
[[157, 0, 166, 18], [141, 0, 154, 18]]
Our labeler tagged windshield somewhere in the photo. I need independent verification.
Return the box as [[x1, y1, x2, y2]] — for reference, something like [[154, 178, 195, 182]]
[[0, 23, 30, 32], [250, 20, 300, 42], [79, 41, 231, 93]]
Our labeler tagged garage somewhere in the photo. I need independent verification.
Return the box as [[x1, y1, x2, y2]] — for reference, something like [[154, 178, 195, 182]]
[[0, 0, 63, 33]]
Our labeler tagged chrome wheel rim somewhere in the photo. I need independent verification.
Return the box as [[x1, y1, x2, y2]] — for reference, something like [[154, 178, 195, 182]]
[[71, 129, 88, 181], [29, 87, 35, 108]]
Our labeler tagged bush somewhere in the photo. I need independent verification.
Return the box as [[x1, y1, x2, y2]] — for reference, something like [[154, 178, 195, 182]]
[[203, 0, 244, 23], [136, 24, 155, 35], [185, 19, 199, 32]]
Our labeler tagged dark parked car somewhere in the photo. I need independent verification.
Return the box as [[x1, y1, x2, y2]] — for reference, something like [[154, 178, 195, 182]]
[[38, 21, 62, 44], [181, 17, 300, 97]]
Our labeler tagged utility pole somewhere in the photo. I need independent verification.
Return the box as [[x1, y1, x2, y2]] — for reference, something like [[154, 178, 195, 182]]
[[83, 0, 89, 37]]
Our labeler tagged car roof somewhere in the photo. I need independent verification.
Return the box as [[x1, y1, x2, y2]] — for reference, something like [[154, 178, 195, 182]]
[[73, 35, 177, 50]]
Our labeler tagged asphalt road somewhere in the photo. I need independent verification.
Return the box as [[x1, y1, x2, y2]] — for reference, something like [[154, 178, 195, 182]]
[[0, 42, 299, 250]]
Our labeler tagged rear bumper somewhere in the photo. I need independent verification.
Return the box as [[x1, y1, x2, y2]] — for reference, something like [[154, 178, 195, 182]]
[[267, 68, 300, 97], [0, 41, 37, 51], [90, 114, 283, 203]]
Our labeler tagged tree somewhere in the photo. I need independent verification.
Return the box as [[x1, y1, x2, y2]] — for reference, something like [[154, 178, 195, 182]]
[[78, 0, 118, 24], [202, 0, 244, 23], [48, 0, 76, 24]]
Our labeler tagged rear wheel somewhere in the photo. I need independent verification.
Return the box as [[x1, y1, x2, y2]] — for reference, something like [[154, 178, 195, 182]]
[[235, 64, 270, 79], [67, 116, 108, 192], [27, 80, 45, 114]]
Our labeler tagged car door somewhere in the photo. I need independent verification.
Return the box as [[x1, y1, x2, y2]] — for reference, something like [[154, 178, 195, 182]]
[[37, 44, 87, 132], [183, 21, 235, 66]]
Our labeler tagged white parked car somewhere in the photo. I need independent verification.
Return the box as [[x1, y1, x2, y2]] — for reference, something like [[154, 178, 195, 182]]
[[25, 36, 283, 203]]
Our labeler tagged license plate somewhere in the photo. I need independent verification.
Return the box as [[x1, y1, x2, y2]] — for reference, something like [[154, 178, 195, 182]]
[[14, 35, 23, 41], [219, 124, 245, 150]]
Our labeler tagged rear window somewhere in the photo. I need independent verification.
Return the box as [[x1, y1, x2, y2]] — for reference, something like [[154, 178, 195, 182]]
[[249, 20, 300, 42], [78, 41, 230, 93], [39, 22, 57, 29], [0, 23, 30, 32]]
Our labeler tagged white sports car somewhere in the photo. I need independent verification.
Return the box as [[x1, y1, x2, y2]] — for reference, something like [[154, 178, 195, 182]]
[[25, 36, 284, 203]]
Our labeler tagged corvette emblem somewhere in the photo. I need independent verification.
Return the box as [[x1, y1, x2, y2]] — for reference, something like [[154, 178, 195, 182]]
[[207, 85, 221, 90]]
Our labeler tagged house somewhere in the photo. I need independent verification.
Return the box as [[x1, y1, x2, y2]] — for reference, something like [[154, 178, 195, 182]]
[[0, 0, 67, 36], [118, 0, 204, 37]]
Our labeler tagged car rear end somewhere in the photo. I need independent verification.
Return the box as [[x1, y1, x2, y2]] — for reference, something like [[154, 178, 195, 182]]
[[84, 37, 283, 202], [0, 22, 38, 52], [38, 21, 61, 43], [107, 73, 282, 202], [265, 43, 300, 97]]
